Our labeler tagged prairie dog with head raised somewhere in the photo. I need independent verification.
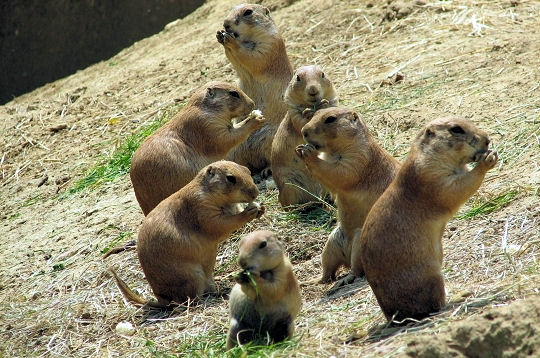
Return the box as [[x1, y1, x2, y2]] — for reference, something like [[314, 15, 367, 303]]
[[271, 65, 338, 208], [227, 230, 302, 349], [353, 116, 498, 322], [130, 81, 264, 215], [111, 161, 265, 308], [296, 107, 400, 283], [217, 3, 293, 173]]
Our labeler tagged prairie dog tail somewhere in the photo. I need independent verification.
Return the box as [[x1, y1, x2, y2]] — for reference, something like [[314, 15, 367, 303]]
[[108, 267, 165, 309]]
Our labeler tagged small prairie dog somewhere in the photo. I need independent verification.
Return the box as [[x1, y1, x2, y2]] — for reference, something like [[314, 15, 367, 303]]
[[130, 81, 264, 215], [217, 3, 293, 173], [111, 161, 265, 308], [354, 116, 498, 322], [227, 230, 302, 349], [271, 65, 338, 208], [295, 107, 400, 283]]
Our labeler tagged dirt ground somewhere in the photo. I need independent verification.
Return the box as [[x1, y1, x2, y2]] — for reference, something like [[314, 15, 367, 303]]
[[1, 0, 539, 357]]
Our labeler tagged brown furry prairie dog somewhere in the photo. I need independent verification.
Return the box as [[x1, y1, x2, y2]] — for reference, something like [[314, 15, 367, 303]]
[[271, 65, 338, 208], [353, 116, 498, 322], [295, 107, 400, 283], [227, 230, 302, 349], [130, 81, 264, 215], [111, 160, 265, 308], [217, 3, 293, 173]]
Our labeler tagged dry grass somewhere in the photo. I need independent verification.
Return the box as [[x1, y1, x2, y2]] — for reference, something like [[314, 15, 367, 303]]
[[1, 0, 539, 357]]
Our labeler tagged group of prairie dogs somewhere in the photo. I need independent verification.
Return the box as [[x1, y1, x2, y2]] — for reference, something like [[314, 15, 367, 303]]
[[110, 3, 499, 350]]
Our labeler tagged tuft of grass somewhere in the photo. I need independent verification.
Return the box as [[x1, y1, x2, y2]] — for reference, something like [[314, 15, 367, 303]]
[[100, 229, 134, 255], [22, 194, 43, 207], [145, 339, 176, 358], [224, 338, 299, 358], [276, 203, 336, 232], [168, 328, 298, 357], [457, 190, 518, 219], [174, 332, 227, 357], [68, 104, 183, 194], [8, 212, 21, 220]]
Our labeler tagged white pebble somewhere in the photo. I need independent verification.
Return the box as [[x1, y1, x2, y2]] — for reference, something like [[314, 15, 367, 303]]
[[115, 321, 136, 336]]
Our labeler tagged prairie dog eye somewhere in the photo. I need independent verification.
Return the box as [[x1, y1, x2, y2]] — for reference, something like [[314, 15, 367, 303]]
[[321, 72, 325, 78], [259, 241, 267, 249], [324, 115, 337, 124], [243, 9, 253, 16], [296, 75, 301, 82], [226, 175, 236, 184], [229, 91, 240, 98]]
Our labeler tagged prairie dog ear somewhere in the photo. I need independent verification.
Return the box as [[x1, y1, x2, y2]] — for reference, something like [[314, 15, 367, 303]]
[[206, 87, 215, 98], [302, 108, 315, 121], [206, 165, 216, 176], [419, 126, 436, 146], [351, 112, 359, 123], [263, 6, 270, 16]]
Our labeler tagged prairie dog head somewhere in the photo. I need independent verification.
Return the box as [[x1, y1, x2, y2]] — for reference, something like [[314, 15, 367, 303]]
[[199, 161, 258, 204], [222, 4, 276, 40], [285, 65, 338, 110], [237, 230, 285, 277], [190, 81, 255, 119], [415, 116, 491, 167], [301, 107, 368, 152]]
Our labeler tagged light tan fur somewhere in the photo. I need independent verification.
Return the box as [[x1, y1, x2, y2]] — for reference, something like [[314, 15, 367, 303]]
[[296, 107, 400, 283], [217, 4, 293, 173], [130, 81, 264, 215], [271, 65, 338, 208], [227, 230, 302, 349], [353, 116, 498, 322], [111, 161, 265, 308]]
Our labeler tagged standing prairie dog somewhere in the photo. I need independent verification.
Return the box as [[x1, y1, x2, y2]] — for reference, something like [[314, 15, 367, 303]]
[[295, 107, 400, 283], [354, 116, 498, 322], [130, 81, 264, 215], [111, 161, 265, 308], [217, 3, 293, 173], [227, 230, 302, 349], [271, 65, 338, 208]]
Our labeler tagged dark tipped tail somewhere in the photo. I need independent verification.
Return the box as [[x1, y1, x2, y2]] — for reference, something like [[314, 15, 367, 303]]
[[108, 267, 162, 308]]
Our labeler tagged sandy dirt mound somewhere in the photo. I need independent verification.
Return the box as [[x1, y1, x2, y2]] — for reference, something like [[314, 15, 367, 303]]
[[406, 296, 540, 357]]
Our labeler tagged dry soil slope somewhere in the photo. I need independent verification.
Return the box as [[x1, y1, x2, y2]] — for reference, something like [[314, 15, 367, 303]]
[[1, 0, 539, 357]]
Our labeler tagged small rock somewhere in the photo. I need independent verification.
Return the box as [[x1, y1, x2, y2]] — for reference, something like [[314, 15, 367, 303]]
[[37, 175, 49, 187], [115, 321, 136, 336], [49, 124, 68, 133]]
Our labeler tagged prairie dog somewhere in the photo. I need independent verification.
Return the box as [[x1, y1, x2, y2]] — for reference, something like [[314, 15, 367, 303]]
[[354, 116, 498, 321], [217, 3, 293, 173], [227, 230, 302, 349], [271, 65, 338, 208], [296, 107, 400, 283], [130, 81, 264, 215], [111, 161, 265, 308]]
